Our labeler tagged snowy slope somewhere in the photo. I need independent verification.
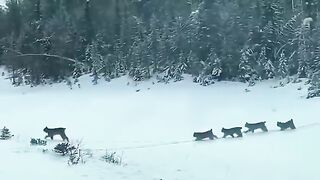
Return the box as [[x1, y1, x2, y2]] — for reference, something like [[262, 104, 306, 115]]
[[0, 69, 319, 180]]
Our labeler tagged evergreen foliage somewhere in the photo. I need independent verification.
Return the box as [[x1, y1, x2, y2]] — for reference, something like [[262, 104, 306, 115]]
[[68, 144, 84, 165], [54, 142, 75, 156], [0, 126, 13, 140], [0, 0, 319, 97], [102, 150, 122, 165], [30, 138, 47, 146]]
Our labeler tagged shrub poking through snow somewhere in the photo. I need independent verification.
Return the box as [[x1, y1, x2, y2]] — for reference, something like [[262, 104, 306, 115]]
[[68, 144, 84, 165], [53, 142, 84, 165], [0, 127, 13, 140], [30, 138, 47, 146], [54, 143, 76, 156], [102, 150, 122, 165]]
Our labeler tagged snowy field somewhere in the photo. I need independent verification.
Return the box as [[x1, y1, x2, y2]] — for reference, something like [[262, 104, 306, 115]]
[[0, 68, 320, 180]]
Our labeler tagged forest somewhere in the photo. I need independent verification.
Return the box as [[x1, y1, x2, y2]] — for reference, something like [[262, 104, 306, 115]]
[[0, 0, 319, 97]]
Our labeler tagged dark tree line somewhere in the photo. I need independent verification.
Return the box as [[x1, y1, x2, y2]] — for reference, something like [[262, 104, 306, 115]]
[[0, 0, 320, 97]]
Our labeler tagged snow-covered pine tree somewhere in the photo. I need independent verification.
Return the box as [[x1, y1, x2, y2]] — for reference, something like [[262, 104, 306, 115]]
[[297, 17, 314, 78], [280, 13, 301, 45], [277, 50, 289, 78], [129, 36, 150, 81], [197, 0, 222, 64], [113, 40, 126, 78], [258, 46, 275, 79], [260, 1, 283, 63], [238, 48, 257, 85], [185, 2, 201, 53], [196, 48, 222, 86], [0, 127, 13, 140], [147, 14, 162, 75], [85, 41, 104, 85], [155, 27, 168, 76], [307, 44, 320, 98], [167, 51, 187, 83], [307, 70, 320, 98], [157, 51, 186, 84], [275, 12, 302, 76], [174, 51, 187, 82], [128, 17, 151, 81], [72, 61, 84, 85], [208, 48, 222, 79], [297, 36, 308, 78]]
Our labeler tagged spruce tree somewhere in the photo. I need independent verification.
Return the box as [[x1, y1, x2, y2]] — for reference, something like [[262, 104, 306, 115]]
[[85, 41, 104, 85], [239, 48, 257, 85], [0, 127, 13, 140], [258, 47, 275, 79], [307, 71, 320, 98], [307, 44, 320, 98], [278, 50, 289, 78]]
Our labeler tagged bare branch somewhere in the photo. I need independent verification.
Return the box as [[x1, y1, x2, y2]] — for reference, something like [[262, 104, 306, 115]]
[[1, 45, 84, 65], [13, 53, 78, 63]]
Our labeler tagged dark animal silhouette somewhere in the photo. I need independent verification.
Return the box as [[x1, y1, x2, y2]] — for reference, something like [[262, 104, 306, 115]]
[[43, 127, 69, 141], [277, 119, 296, 131], [244, 121, 268, 133], [221, 127, 242, 138], [193, 129, 218, 141]]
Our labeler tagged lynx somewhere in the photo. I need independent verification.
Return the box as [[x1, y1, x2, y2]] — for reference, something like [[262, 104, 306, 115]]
[[43, 127, 69, 142], [193, 129, 218, 141], [221, 127, 242, 138], [244, 121, 268, 133], [277, 119, 296, 131]]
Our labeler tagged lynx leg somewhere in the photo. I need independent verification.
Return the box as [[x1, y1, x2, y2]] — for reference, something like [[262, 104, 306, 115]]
[[262, 127, 268, 132], [60, 134, 69, 142], [223, 134, 227, 138]]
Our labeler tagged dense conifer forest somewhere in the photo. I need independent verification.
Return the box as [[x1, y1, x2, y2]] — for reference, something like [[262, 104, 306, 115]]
[[0, 0, 319, 97]]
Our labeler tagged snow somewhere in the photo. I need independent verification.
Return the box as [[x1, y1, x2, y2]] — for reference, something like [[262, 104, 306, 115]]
[[0, 68, 320, 180], [0, 0, 5, 7], [303, 17, 313, 30]]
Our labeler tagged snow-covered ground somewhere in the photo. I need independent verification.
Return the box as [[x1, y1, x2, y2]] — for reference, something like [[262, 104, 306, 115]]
[[0, 0, 5, 7], [0, 68, 319, 180]]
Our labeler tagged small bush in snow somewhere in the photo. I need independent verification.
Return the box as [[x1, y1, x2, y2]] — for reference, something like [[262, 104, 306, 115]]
[[68, 144, 84, 165], [30, 138, 47, 146], [307, 87, 320, 99], [102, 150, 122, 165], [54, 143, 76, 156], [0, 127, 13, 140], [53, 142, 85, 165]]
